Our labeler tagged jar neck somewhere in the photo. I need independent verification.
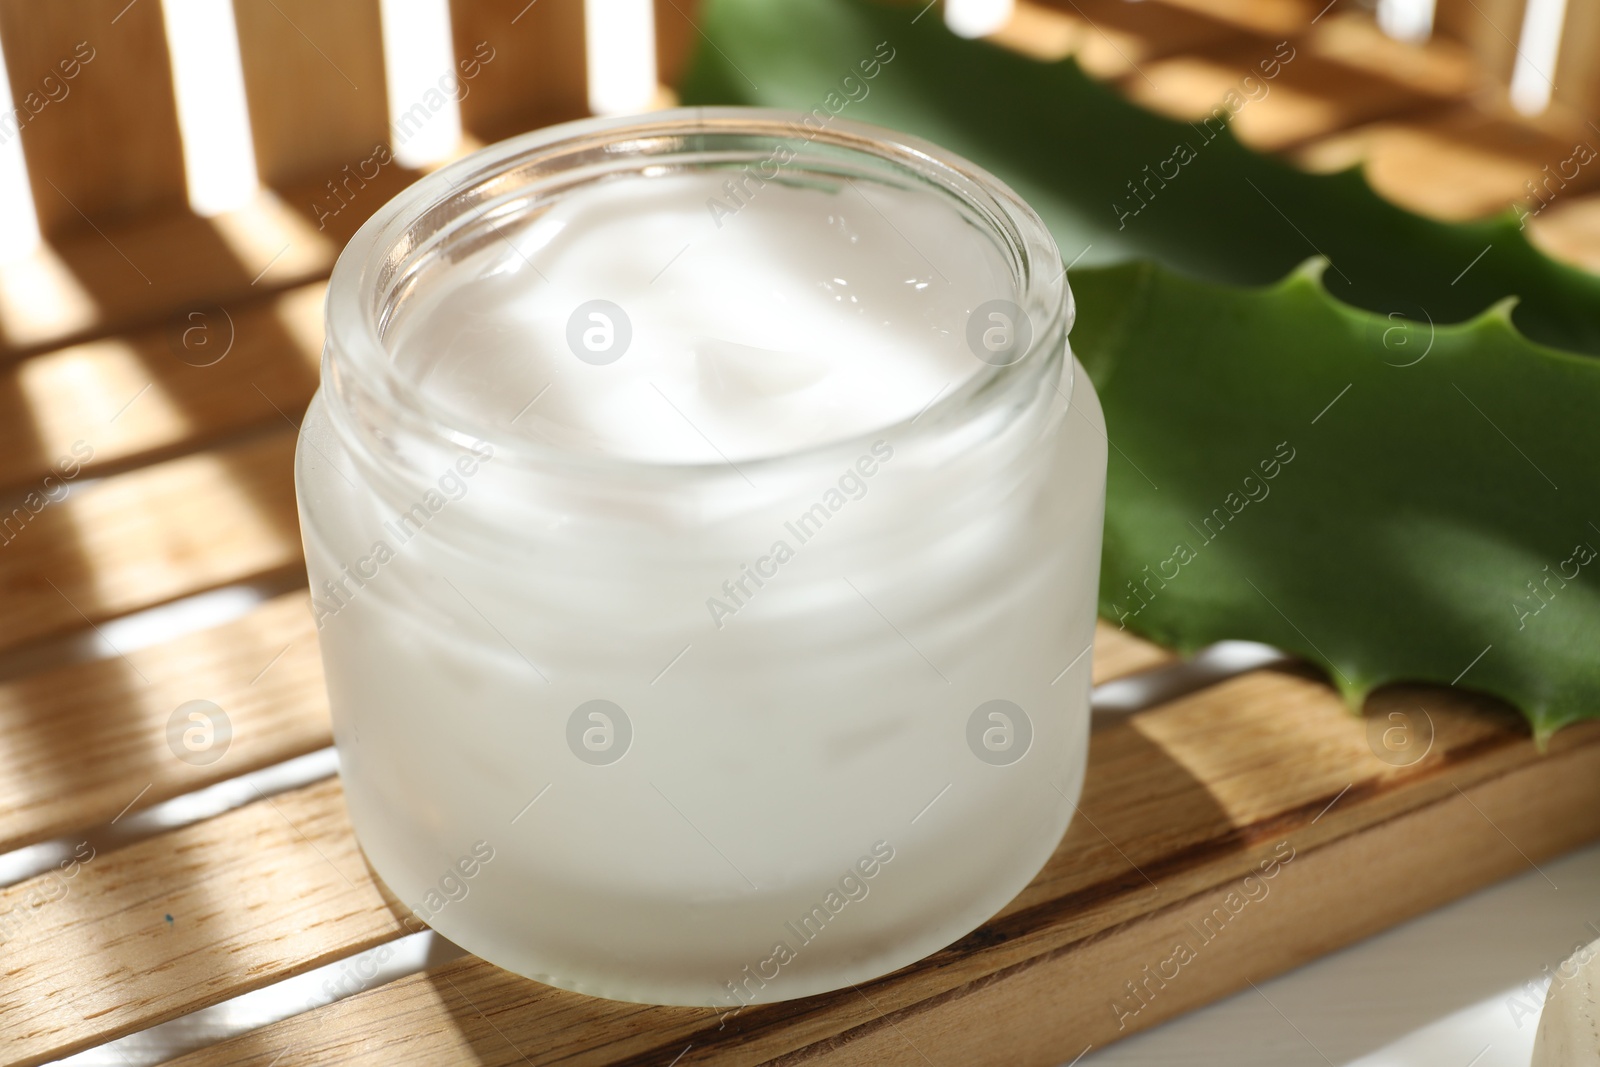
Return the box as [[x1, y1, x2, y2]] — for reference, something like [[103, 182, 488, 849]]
[[320, 108, 1073, 533]]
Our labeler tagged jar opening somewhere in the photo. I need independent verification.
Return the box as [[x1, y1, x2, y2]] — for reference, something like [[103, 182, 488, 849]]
[[325, 107, 1072, 480]]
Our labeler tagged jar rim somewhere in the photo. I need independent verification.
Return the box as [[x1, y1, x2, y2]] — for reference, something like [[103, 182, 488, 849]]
[[323, 106, 1073, 480]]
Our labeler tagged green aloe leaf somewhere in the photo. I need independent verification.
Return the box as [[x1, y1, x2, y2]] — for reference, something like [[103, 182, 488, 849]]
[[1071, 259, 1599, 739], [682, 0, 1600, 734], [681, 0, 1600, 357]]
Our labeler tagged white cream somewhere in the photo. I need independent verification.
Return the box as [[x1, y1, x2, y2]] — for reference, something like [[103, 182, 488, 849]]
[[300, 115, 1105, 1007], [385, 173, 1009, 463]]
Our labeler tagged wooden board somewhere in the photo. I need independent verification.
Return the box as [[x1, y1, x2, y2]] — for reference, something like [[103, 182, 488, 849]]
[[151, 681, 1600, 1067], [2, 2, 1600, 1066]]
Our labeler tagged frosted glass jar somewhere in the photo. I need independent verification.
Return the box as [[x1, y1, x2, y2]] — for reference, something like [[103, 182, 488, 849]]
[[297, 108, 1106, 1007]]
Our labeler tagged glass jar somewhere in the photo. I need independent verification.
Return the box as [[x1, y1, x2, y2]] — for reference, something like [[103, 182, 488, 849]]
[[298, 107, 1106, 1007]]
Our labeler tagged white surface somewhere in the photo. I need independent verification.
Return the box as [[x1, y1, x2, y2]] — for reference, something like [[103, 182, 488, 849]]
[[1080, 842, 1600, 1066]]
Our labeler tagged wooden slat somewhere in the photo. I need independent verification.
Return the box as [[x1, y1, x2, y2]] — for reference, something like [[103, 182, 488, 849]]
[[160, 673, 1600, 1066], [0, 614, 1155, 854], [750, 740, 1600, 1066], [1292, 104, 1595, 220], [0, 778, 406, 1067], [1528, 193, 1600, 275], [0, 282, 323, 493], [0, 0, 188, 234], [0, 4, 348, 361], [654, 0, 702, 90], [1434, 0, 1527, 86], [997, 0, 1239, 74], [1547, 0, 1600, 138], [0, 191, 340, 359], [0, 431, 301, 655], [0, 616, 1168, 1066], [0, 601, 1153, 862], [1304, 11, 1481, 98], [232, 0, 391, 190], [449, 0, 589, 144], [1116, 35, 1459, 154], [1142, 0, 1314, 37], [1089, 621, 1172, 683], [0, 591, 327, 855]]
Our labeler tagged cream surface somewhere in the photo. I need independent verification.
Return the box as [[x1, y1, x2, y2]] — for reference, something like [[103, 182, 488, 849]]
[[385, 171, 1011, 463]]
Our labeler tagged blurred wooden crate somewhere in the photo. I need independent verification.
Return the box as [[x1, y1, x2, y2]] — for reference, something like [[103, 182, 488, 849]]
[[1, 2, 1599, 1065]]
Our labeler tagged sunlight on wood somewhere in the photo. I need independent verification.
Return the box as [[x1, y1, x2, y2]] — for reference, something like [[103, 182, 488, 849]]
[[0, 21, 41, 263], [1309, 12, 1478, 96], [380, 0, 464, 167], [986, 0, 1078, 62], [1377, 0, 1436, 43], [45, 438, 302, 640], [1510, 0, 1567, 116], [1128, 672, 1407, 826], [161, 0, 261, 217], [17, 338, 194, 460], [208, 188, 337, 287], [0, 246, 96, 349], [585, 0, 660, 115], [946, 0, 1014, 39]]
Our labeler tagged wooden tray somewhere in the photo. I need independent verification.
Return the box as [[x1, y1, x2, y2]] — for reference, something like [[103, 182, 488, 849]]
[[1, 1, 1597, 1064]]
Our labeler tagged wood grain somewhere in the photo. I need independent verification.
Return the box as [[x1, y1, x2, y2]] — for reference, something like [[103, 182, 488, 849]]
[[1089, 623, 1172, 684], [0, 282, 323, 492], [0, 616, 1165, 1066], [0, 591, 327, 855], [0, 778, 407, 1067], [159, 674, 1600, 1067], [0, 193, 339, 358], [0, 431, 302, 655], [449, 0, 589, 144], [763, 736, 1600, 1066], [0, 0, 188, 234], [233, 0, 391, 191]]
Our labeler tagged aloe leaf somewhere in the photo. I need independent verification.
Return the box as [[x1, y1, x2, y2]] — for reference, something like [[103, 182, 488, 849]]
[[681, 0, 1600, 357], [682, 0, 1600, 734], [1070, 259, 1599, 738]]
